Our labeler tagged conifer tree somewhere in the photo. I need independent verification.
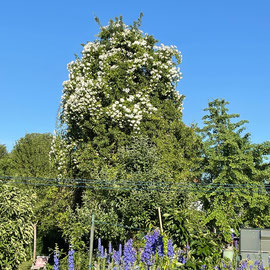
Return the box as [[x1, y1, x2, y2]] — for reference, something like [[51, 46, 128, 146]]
[[200, 99, 270, 240]]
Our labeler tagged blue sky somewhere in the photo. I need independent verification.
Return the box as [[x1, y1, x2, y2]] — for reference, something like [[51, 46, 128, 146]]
[[0, 0, 269, 151]]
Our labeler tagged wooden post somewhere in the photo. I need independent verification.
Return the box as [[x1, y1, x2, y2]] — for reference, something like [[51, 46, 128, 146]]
[[158, 207, 163, 234], [33, 224, 37, 263], [88, 214, 95, 269]]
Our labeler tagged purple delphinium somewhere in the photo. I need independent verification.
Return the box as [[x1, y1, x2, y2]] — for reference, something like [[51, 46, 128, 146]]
[[254, 261, 260, 266], [109, 242, 112, 254], [97, 238, 106, 258], [249, 265, 253, 270], [258, 261, 264, 270], [240, 260, 248, 270], [141, 238, 152, 267], [123, 239, 136, 270], [119, 244, 122, 258], [68, 246, 75, 270], [112, 250, 121, 265], [234, 240, 238, 249], [201, 264, 206, 270], [141, 231, 157, 267], [167, 239, 174, 259], [157, 235, 164, 258], [151, 229, 160, 253], [53, 249, 59, 270], [222, 260, 226, 269], [178, 250, 186, 264]]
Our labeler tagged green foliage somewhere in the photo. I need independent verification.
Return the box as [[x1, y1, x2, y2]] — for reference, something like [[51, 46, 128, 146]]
[[0, 144, 8, 159], [0, 184, 36, 269], [11, 133, 55, 177], [200, 99, 270, 241], [0, 144, 13, 176], [50, 15, 201, 248], [51, 15, 200, 182], [18, 260, 33, 270]]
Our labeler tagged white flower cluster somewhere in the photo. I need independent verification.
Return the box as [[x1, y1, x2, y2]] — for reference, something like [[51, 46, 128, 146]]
[[49, 131, 78, 178], [52, 18, 184, 175], [106, 92, 157, 130], [60, 20, 183, 133]]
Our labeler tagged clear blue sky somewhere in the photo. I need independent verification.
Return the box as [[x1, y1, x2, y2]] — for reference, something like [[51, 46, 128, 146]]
[[0, 0, 269, 151]]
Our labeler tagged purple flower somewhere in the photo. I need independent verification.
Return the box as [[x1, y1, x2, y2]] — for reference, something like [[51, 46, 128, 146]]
[[240, 260, 248, 270], [234, 240, 238, 249], [222, 260, 226, 268], [141, 237, 152, 266], [178, 250, 186, 264], [109, 242, 112, 254], [258, 261, 264, 270], [123, 239, 136, 270], [97, 238, 105, 258], [98, 238, 102, 254], [112, 250, 121, 265], [119, 244, 122, 258], [249, 265, 253, 270], [53, 250, 59, 270], [141, 230, 160, 266], [68, 246, 75, 270], [157, 235, 164, 258], [167, 239, 174, 259], [202, 265, 206, 270]]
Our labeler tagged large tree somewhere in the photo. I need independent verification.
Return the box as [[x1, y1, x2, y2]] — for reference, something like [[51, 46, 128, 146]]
[[51, 15, 201, 181], [200, 99, 270, 240], [11, 133, 55, 177], [50, 15, 202, 249]]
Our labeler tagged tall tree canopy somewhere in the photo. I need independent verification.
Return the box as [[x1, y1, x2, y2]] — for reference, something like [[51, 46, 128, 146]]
[[200, 99, 270, 240], [11, 133, 54, 177], [51, 15, 201, 181]]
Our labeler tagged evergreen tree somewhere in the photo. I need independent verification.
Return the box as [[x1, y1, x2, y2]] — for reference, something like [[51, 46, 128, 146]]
[[200, 99, 270, 240]]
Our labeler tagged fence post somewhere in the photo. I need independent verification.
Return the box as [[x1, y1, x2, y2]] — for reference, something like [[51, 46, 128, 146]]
[[158, 207, 163, 234], [88, 214, 95, 269], [33, 223, 37, 263]]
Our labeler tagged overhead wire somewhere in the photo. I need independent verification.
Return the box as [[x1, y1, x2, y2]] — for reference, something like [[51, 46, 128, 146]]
[[0, 175, 269, 193]]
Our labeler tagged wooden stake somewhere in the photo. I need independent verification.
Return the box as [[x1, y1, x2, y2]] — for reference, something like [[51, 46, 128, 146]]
[[158, 207, 163, 234], [88, 214, 95, 269], [33, 224, 37, 263]]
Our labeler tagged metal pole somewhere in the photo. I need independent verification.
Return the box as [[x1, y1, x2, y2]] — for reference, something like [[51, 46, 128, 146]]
[[88, 214, 95, 269], [158, 207, 163, 234]]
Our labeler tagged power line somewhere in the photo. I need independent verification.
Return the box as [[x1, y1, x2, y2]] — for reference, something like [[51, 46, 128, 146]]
[[0, 175, 268, 193]]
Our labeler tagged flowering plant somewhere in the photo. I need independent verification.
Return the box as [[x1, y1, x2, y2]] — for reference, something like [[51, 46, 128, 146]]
[[50, 15, 184, 178]]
